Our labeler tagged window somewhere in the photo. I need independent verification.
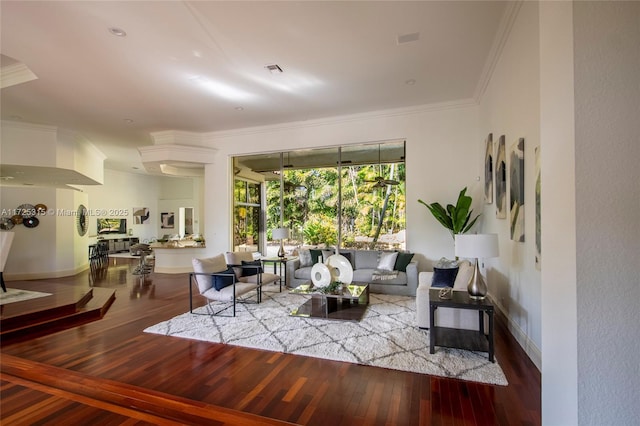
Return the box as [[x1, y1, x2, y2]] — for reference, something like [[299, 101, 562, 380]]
[[233, 140, 406, 256]]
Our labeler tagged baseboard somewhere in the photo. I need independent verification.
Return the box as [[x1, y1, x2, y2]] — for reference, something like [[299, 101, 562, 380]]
[[3, 264, 89, 281], [490, 296, 542, 372]]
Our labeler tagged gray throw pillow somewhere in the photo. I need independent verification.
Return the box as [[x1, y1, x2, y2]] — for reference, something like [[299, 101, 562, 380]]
[[298, 249, 313, 267]]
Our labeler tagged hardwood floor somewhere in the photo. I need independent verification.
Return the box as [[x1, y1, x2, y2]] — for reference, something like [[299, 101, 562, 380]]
[[0, 258, 541, 425]]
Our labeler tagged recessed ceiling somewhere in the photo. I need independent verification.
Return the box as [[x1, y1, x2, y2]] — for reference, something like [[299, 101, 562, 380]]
[[0, 1, 509, 174]]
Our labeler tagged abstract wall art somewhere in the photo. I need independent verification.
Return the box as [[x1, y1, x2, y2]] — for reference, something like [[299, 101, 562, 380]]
[[495, 135, 507, 219], [484, 133, 494, 204], [510, 138, 525, 242]]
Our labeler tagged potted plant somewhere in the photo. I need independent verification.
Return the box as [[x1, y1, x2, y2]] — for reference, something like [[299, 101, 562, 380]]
[[418, 187, 480, 239]]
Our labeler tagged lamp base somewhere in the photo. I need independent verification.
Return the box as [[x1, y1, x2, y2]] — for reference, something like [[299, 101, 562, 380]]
[[467, 258, 488, 300], [277, 242, 285, 258]]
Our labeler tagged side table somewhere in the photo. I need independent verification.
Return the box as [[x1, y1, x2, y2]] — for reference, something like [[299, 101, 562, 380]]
[[429, 288, 495, 362], [260, 257, 295, 291]]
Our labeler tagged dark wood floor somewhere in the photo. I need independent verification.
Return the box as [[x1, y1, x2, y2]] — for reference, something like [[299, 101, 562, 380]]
[[0, 258, 541, 425]]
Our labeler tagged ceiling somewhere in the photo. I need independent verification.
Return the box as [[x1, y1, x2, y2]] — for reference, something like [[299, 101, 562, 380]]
[[0, 1, 509, 178]]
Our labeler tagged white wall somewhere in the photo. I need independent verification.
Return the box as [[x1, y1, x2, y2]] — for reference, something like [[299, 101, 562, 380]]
[[573, 2, 640, 425], [199, 104, 481, 269], [477, 1, 542, 367]]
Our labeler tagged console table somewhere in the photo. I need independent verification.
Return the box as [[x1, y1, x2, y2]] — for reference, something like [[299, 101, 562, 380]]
[[429, 288, 495, 362]]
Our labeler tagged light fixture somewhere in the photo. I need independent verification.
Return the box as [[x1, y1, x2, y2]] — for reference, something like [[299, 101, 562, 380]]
[[454, 233, 499, 299], [272, 227, 290, 258]]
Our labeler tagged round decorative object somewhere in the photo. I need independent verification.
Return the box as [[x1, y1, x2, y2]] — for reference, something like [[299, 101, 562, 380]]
[[76, 204, 88, 236], [35, 203, 48, 214], [11, 214, 23, 225], [0, 217, 15, 230], [326, 254, 354, 284], [23, 216, 39, 228], [310, 263, 334, 288], [17, 203, 36, 218]]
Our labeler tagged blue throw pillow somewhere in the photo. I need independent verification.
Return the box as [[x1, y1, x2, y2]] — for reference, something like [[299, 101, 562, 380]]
[[213, 267, 236, 291], [394, 252, 414, 272], [241, 260, 263, 277], [431, 267, 459, 288]]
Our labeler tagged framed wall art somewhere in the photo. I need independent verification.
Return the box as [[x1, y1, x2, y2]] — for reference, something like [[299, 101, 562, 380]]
[[510, 138, 525, 242], [161, 212, 174, 229], [495, 135, 507, 219], [484, 133, 494, 204], [133, 207, 150, 224]]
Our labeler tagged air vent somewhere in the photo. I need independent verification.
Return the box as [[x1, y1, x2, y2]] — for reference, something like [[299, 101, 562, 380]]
[[265, 64, 283, 74]]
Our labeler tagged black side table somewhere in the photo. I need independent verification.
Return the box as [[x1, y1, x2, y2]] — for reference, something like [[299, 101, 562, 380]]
[[428, 288, 495, 362]]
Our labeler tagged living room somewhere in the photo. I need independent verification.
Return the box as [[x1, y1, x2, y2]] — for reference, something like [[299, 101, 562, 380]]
[[1, 2, 638, 425]]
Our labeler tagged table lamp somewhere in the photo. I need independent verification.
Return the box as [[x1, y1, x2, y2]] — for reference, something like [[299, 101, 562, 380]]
[[272, 227, 290, 258], [454, 233, 499, 299]]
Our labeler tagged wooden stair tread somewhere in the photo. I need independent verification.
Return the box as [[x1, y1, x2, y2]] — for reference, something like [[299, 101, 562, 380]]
[[1, 287, 116, 343]]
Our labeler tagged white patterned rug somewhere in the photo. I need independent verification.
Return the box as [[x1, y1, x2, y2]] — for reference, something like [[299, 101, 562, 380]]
[[0, 288, 52, 305], [144, 291, 507, 386]]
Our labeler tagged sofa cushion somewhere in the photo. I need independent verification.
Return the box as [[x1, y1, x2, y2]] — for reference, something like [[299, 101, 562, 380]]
[[353, 269, 407, 285], [394, 252, 414, 272], [431, 267, 459, 288], [377, 251, 399, 271], [294, 266, 313, 281]]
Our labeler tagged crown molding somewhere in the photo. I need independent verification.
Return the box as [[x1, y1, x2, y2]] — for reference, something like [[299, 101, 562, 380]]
[[0, 62, 38, 89], [203, 98, 478, 141], [1, 120, 57, 133]]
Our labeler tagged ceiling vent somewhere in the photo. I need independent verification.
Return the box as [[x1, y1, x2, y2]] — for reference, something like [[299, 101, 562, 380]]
[[265, 64, 283, 74]]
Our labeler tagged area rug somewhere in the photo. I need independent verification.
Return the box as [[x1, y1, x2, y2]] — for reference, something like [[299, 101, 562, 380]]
[[0, 288, 52, 305], [144, 291, 508, 386]]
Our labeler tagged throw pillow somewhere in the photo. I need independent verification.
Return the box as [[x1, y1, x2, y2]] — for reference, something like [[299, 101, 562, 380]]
[[241, 260, 263, 277], [322, 249, 334, 263], [340, 252, 353, 268], [310, 249, 323, 264], [298, 249, 313, 267], [453, 260, 474, 290], [431, 267, 459, 288], [377, 251, 399, 271], [394, 252, 414, 272], [213, 267, 236, 291]]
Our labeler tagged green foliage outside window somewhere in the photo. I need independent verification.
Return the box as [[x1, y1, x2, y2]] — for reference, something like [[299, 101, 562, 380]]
[[266, 163, 406, 249]]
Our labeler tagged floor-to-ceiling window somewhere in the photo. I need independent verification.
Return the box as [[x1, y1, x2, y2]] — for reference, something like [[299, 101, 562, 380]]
[[233, 140, 405, 256]]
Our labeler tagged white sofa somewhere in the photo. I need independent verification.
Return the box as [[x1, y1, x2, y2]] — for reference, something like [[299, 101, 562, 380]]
[[416, 260, 487, 330]]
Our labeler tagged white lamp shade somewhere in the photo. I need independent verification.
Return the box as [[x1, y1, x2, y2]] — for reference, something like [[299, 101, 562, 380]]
[[272, 227, 290, 240], [454, 233, 499, 258]]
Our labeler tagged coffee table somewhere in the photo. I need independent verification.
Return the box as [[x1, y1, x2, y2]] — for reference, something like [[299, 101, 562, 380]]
[[289, 282, 369, 321], [429, 288, 495, 362]]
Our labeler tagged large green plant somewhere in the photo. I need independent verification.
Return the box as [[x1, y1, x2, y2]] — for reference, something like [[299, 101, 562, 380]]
[[418, 187, 480, 238]]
